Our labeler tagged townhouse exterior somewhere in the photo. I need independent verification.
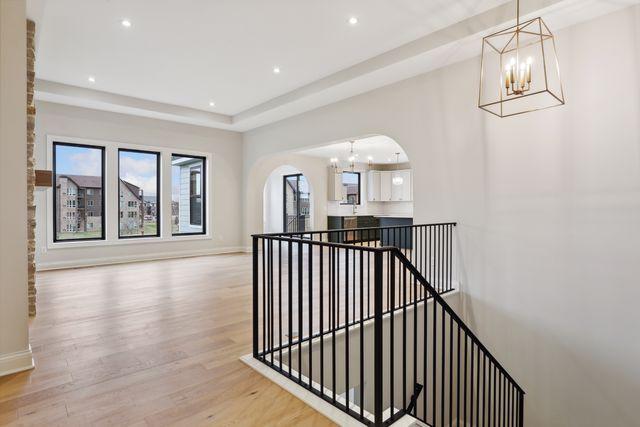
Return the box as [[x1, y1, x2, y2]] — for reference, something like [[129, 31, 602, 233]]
[[55, 175, 146, 236], [119, 180, 144, 235], [56, 175, 102, 234]]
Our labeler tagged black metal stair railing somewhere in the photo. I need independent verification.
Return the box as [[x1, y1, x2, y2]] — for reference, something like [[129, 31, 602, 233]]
[[252, 223, 524, 426]]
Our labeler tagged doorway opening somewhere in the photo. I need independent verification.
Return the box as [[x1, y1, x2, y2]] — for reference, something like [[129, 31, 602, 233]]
[[283, 173, 311, 233]]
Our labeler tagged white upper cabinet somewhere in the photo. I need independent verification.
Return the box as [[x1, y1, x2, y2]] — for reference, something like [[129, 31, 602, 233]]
[[367, 171, 381, 201], [391, 170, 412, 201], [327, 170, 343, 201], [380, 171, 392, 201], [367, 169, 412, 202]]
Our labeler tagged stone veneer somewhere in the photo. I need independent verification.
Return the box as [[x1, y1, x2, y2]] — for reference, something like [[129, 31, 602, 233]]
[[27, 19, 36, 316]]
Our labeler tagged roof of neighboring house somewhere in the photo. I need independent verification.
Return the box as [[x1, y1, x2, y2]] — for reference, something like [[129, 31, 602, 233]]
[[120, 179, 143, 201], [57, 174, 102, 188]]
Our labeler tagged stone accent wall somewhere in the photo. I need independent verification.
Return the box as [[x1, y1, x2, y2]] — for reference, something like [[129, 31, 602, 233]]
[[27, 19, 36, 316]]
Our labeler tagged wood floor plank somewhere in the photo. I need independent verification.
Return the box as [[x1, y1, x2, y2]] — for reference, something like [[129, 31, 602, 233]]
[[0, 254, 335, 426]]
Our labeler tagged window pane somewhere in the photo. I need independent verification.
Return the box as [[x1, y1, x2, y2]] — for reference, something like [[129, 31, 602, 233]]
[[119, 150, 160, 238], [172, 155, 205, 235], [342, 171, 360, 204], [54, 143, 104, 241]]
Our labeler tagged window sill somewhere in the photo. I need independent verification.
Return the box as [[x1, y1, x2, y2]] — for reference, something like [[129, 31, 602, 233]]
[[47, 233, 212, 250]]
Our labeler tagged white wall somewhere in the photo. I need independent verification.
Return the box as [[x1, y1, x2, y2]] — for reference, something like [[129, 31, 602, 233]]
[[244, 6, 640, 427], [0, 0, 33, 376], [35, 102, 244, 269]]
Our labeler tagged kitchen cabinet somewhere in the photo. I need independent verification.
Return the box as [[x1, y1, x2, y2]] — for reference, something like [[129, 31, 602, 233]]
[[379, 217, 413, 249], [367, 169, 412, 202], [327, 216, 379, 243], [367, 171, 381, 201], [380, 171, 392, 201], [391, 170, 412, 201], [327, 170, 343, 201]]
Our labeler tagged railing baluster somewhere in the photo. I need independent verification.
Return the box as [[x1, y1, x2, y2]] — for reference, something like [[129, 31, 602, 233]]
[[471, 340, 475, 427], [412, 274, 418, 417], [288, 240, 293, 376], [269, 239, 274, 366], [423, 283, 428, 423], [252, 236, 259, 358], [390, 254, 395, 416], [433, 295, 437, 426], [320, 244, 324, 393], [279, 240, 283, 368], [345, 248, 350, 410], [298, 241, 303, 382], [441, 298, 445, 427], [262, 238, 266, 358], [457, 324, 461, 427], [449, 315, 453, 426], [483, 354, 487, 427], [402, 257, 407, 411], [331, 246, 336, 402], [308, 242, 313, 389], [373, 250, 384, 426], [359, 249, 364, 420]]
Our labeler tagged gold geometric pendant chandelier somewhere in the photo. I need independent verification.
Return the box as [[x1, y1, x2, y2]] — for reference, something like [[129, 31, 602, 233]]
[[478, 0, 565, 117]]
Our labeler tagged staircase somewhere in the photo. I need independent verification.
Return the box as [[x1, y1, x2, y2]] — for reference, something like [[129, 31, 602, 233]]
[[252, 223, 524, 426]]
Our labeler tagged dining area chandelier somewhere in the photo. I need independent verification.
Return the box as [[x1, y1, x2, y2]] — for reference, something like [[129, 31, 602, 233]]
[[478, 0, 565, 117]]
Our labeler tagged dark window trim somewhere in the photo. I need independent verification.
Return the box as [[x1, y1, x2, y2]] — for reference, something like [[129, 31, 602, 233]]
[[118, 148, 161, 239], [339, 170, 361, 205], [171, 153, 207, 236], [52, 141, 106, 243], [188, 165, 202, 227], [282, 173, 312, 233]]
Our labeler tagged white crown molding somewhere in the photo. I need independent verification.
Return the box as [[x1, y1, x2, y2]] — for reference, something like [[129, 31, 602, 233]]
[[0, 346, 34, 378], [34, 0, 639, 132]]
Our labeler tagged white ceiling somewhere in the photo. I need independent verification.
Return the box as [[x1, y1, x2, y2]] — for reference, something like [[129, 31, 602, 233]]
[[297, 135, 408, 165], [29, 0, 508, 114], [28, 0, 640, 131]]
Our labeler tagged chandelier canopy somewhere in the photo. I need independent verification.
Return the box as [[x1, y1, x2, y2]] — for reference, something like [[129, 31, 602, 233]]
[[478, 0, 564, 117]]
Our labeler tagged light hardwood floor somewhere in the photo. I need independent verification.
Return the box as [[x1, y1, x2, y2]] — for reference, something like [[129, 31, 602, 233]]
[[0, 254, 335, 426]]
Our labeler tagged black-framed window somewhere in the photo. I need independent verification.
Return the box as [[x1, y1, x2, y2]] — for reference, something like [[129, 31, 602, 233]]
[[118, 148, 160, 238], [53, 141, 105, 242], [171, 154, 206, 235], [283, 173, 311, 233], [340, 171, 361, 205]]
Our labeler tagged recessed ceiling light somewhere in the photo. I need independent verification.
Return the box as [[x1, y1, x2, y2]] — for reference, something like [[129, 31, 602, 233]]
[[348, 17, 358, 25], [273, 66, 281, 74], [88, 76, 96, 83], [209, 101, 215, 107], [121, 19, 132, 28]]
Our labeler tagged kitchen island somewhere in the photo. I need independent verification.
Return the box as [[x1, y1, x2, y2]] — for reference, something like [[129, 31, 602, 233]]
[[327, 215, 413, 248]]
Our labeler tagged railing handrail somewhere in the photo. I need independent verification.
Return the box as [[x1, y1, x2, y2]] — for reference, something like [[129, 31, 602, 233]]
[[390, 248, 525, 395], [253, 221, 458, 239]]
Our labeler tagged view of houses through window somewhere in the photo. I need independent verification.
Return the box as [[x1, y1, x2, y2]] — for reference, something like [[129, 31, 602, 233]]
[[53, 142, 105, 241], [52, 142, 207, 243], [172, 155, 206, 235], [118, 149, 160, 238]]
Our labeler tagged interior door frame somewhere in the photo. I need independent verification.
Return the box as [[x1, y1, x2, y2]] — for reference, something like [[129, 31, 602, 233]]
[[282, 173, 307, 233]]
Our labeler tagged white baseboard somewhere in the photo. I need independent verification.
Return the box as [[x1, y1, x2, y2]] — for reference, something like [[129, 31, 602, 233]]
[[36, 246, 247, 271], [0, 345, 34, 377]]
